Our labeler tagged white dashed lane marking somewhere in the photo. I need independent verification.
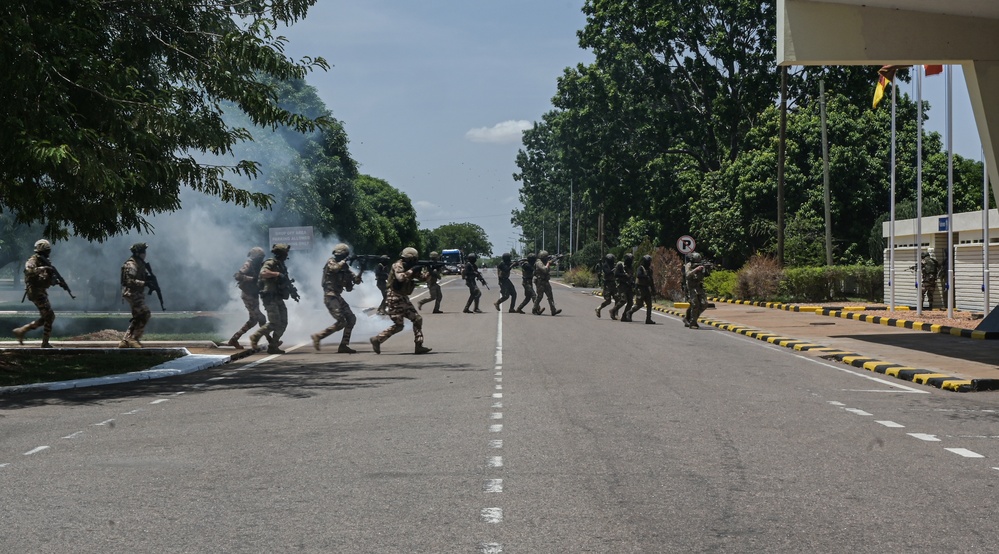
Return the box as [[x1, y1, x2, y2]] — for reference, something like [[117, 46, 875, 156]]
[[946, 448, 985, 458], [481, 508, 503, 523], [908, 433, 942, 442], [876, 420, 905, 428], [94, 419, 114, 427], [62, 431, 83, 440], [488, 456, 503, 468], [844, 408, 872, 416], [150, 399, 169, 404], [23, 446, 49, 456], [483, 479, 503, 493]]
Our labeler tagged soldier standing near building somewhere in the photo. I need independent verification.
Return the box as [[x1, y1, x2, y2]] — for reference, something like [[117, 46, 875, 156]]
[[227, 246, 267, 349], [371, 247, 432, 354], [919, 252, 940, 310], [12, 239, 65, 348], [532, 250, 562, 316], [375, 255, 390, 315], [493, 253, 518, 312], [249, 244, 299, 354], [683, 252, 711, 329], [417, 251, 444, 313], [462, 253, 485, 313], [119, 242, 152, 348], [311, 243, 363, 353], [515, 252, 542, 314], [595, 253, 617, 318], [611, 253, 635, 321], [628, 254, 657, 324]]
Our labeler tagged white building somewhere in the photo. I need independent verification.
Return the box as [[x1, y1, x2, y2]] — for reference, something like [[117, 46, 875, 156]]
[[883, 209, 997, 311]]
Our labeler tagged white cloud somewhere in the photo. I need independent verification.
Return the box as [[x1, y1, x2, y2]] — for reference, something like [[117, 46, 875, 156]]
[[464, 120, 532, 144]]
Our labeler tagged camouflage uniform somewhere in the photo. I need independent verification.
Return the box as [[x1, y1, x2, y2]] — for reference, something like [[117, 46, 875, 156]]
[[228, 247, 266, 349], [920, 253, 940, 310], [417, 254, 443, 313], [532, 251, 561, 316], [515, 254, 541, 314], [250, 244, 299, 354], [683, 253, 710, 329], [462, 255, 483, 313], [611, 254, 635, 322], [13, 242, 58, 347], [372, 248, 431, 354], [311, 244, 362, 353], [595, 254, 617, 318], [375, 257, 390, 315], [120, 243, 152, 347], [494, 254, 518, 312], [628, 255, 656, 324]]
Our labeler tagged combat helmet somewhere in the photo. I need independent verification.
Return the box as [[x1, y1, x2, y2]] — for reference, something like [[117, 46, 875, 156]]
[[642, 254, 652, 265], [272, 243, 291, 258], [623, 252, 634, 265], [33, 239, 51, 253], [130, 242, 148, 255], [429, 251, 439, 260], [248, 247, 265, 260], [332, 243, 350, 259], [502, 252, 511, 261], [526, 252, 537, 260], [401, 247, 419, 260], [605, 253, 616, 263], [689, 252, 703, 263], [467, 253, 478, 263], [538, 250, 549, 259]]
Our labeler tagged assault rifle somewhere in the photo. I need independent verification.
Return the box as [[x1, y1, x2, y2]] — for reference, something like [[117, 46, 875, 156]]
[[22, 262, 76, 302], [143, 261, 165, 311], [348, 254, 385, 267], [461, 263, 490, 290], [414, 259, 447, 271]]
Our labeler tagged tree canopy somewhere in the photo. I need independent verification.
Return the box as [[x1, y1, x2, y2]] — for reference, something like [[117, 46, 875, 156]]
[[0, 0, 332, 241], [421, 223, 493, 258]]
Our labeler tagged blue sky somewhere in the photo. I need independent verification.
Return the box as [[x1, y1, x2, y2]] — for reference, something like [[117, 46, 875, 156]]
[[280, 1, 593, 255], [277, 3, 984, 255]]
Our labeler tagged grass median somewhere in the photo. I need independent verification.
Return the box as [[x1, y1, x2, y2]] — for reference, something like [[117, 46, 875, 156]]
[[0, 350, 184, 388]]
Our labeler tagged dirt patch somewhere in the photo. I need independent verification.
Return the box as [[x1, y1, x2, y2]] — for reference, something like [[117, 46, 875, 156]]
[[67, 329, 124, 341]]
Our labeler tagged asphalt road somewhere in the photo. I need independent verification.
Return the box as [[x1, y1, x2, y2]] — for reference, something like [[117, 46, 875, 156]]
[[4, 273, 999, 553]]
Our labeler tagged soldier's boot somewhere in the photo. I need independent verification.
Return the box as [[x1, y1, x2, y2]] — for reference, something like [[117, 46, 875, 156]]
[[370, 336, 381, 354], [552, 308, 562, 316], [609, 310, 618, 321], [12, 326, 28, 345], [595, 307, 601, 318], [266, 342, 285, 354], [417, 298, 427, 312], [337, 342, 357, 354], [249, 333, 261, 350], [433, 309, 444, 314], [494, 300, 500, 311], [41, 334, 53, 348], [227, 333, 244, 350], [415, 343, 432, 354], [463, 299, 473, 313], [645, 316, 656, 324], [311, 333, 322, 351]]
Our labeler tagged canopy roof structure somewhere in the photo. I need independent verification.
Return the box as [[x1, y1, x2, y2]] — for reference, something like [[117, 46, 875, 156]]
[[778, 0, 999, 202]]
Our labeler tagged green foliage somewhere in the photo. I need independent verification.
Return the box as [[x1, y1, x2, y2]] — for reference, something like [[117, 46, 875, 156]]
[[569, 240, 604, 271], [779, 265, 883, 302], [424, 223, 493, 257], [1, 0, 333, 241], [703, 270, 738, 299], [563, 266, 598, 288], [618, 218, 659, 250], [735, 255, 784, 300]]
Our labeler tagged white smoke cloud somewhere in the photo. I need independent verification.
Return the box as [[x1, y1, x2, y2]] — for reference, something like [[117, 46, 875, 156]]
[[464, 120, 532, 144]]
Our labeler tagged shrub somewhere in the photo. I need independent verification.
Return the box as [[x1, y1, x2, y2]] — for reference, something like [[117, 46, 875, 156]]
[[652, 247, 685, 301], [704, 269, 737, 299], [735, 254, 783, 300], [563, 266, 598, 287]]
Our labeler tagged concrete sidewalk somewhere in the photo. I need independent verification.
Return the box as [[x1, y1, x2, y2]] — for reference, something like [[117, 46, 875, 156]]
[[655, 300, 999, 392]]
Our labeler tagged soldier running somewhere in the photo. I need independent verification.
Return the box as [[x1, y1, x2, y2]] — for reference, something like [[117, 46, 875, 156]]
[[417, 251, 444, 313], [595, 253, 617, 318], [119, 242, 152, 348], [249, 244, 299, 354], [683, 252, 711, 329], [370, 247, 432, 354], [462, 253, 484, 313], [311, 243, 363, 353], [628, 254, 657, 324], [12, 239, 64, 348], [532, 250, 562, 316], [493, 253, 518, 312], [515, 252, 542, 314], [227, 247, 267, 349], [611, 253, 635, 322]]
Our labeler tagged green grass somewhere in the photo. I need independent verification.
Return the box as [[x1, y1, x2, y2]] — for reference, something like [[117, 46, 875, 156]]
[[0, 350, 183, 387]]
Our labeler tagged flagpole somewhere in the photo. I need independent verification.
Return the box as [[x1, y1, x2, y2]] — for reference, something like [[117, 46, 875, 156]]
[[985, 149, 991, 316], [916, 69, 924, 315], [889, 73, 897, 311], [946, 65, 955, 318]]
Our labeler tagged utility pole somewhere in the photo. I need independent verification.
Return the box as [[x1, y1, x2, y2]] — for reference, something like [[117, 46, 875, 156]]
[[820, 78, 834, 266], [778, 66, 787, 266]]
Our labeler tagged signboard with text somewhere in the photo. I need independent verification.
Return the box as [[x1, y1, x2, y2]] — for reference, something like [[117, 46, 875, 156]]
[[268, 226, 315, 252]]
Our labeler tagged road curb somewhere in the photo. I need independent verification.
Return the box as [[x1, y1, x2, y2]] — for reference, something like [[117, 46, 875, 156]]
[[707, 297, 996, 340], [0, 348, 232, 395], [650, 303, 999, 393]]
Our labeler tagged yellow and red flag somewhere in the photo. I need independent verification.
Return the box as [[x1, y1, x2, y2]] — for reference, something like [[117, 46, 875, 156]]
[[924, 64, 944, 76], [873, 65, 908, 109]]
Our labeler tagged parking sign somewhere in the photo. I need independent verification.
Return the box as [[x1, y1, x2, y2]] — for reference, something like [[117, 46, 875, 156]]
[[676, 235, 696, 254]]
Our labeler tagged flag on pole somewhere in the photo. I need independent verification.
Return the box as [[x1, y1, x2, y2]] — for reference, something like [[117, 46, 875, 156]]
[[924, 64, 944, 76], [873, 65, 907, 109]]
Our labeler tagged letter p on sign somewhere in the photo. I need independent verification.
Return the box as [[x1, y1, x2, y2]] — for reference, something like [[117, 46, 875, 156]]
[[676, 235, 696, 254]]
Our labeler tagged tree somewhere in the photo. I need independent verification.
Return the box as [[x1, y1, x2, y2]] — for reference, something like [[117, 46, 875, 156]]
[[427, 223, 493, 257], [0, 0, 332, 241], [353, 175, 422, 255]]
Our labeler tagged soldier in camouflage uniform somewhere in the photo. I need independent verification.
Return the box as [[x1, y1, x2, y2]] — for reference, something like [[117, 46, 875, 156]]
[[919, 252, 940, 310], [12, 239, 61, 347], [375, 255, 390, 315], [493, 252, 518, 312], [595, 253, 617, 318], [249, 244, 300, 354], [227, 246, 267, 349], [119, 242, 152, 348], [611, 253, 635, 322], [628, 254, 657, 324], [311, 243, 363, 353], [683, 252, 710, 329], [371, 247, 432, 354], [417, 251, 444, 313], [532, 250, 562, 316], [515, 252, 542, 314], [462, 253, 484, 313]]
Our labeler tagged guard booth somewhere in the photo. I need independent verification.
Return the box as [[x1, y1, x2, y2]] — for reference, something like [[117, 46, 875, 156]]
[[884, 209, 999, 312]]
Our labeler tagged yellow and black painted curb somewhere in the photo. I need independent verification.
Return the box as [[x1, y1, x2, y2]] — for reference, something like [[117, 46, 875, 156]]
[[649, 303, 999, 393], [707, 297, 998, 340]]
